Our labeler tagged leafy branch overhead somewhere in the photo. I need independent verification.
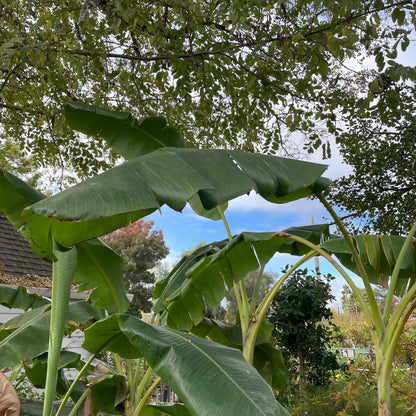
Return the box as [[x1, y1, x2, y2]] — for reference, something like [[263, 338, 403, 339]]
[[0, 1, 414, 178]]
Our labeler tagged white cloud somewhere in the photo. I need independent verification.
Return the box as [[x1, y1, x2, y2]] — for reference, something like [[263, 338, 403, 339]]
[[228, 192, 328, 219]]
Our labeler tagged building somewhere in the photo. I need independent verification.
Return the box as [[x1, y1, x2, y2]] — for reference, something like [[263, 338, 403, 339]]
[[0, 212, 88, 353]]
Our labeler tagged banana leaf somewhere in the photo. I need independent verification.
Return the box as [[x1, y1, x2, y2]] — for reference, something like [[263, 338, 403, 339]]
[[83, 314, 289, 416], [65, 102, 187, 159], [17, 148, 328, 254], [24, 351, 82, 395], [191, 317, 287, 391], [0, 285, 49, 311], [153, 225, 329, 330], [89, 374, 127, 415], [0, 171, 130, 313], [323, 235, 416, 296], [0, 301, 103, 368]]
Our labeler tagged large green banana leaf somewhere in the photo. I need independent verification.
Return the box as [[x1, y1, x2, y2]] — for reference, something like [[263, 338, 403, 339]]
[[65, 102, 187, 159], [153, 225, 329, 330], [323, 235, 416, 296], [191, 317, 287, 391], [66, 102, 225, 220], [65, 103, 329, 220], [18, 148, 329, 253], [0, 301, 103, 368], [0, 285, 49, 312], [89, 374, 127, 415], [0, 170, 129, 313], [83, 314, 290, 416]]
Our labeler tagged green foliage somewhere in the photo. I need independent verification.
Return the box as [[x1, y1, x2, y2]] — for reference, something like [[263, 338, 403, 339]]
[[0, 107, 331, 415], [268, 268, 339, 387], [0, 138, 41, 188], [102, 219, 169, 316], [153, 225, 330, 331], [282, 357, 416, 416], [0, 1, 414, 180], [330, 122, 416, 234], [5, 100, 416, 415], [395, 322, 416, 368]]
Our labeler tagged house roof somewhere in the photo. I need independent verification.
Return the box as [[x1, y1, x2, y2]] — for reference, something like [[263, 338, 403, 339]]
[[0, 213, 52, 279]]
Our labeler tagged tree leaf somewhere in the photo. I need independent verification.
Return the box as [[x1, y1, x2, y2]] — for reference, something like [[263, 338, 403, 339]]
[[65, 102, 187, 159], [83, 314, 290, 416], [21, 150, 328, 254], [153, 225, 329, 330]]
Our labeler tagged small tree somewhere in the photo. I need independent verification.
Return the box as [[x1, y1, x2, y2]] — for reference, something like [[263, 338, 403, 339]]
[[268, 268, 339, 392], [103, 220, 169, 316]]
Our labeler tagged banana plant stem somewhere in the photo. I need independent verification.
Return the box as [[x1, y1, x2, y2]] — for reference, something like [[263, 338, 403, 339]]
[[218, 206, 250, 345], [44, 244, 77, 416], [132, 376, 162, 416], [132, 366, 153, 411], [384, 280, 416, 355], [66, 388, 90, 416], [318, 194, 384, 337], [55, 353, 97, 416], [112, 352, 124, 375], [250, 264, 265, 315], [384, 221, 416, 322]]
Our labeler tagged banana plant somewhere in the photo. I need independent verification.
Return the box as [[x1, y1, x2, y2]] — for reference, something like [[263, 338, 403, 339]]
[[153, 225, 330, 365], [318, 195, 416, 416], [63, 103, 416, 416], [0, 103, 331, 416], [154, 192, 416, 416]]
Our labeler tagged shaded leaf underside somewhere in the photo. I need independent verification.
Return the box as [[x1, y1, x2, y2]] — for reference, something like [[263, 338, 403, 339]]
[[21, 148, 328, 254]]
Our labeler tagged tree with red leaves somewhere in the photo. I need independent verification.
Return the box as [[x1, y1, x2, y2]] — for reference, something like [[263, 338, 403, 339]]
[[103, 220, 169, 317]]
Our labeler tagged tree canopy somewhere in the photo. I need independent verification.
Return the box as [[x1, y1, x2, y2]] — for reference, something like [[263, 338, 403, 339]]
[[329, 80, 416, 234], [1, 0, 414, 180]]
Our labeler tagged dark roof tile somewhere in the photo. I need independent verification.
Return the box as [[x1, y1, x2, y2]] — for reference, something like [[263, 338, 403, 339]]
[[0, 213, 52, 278]]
